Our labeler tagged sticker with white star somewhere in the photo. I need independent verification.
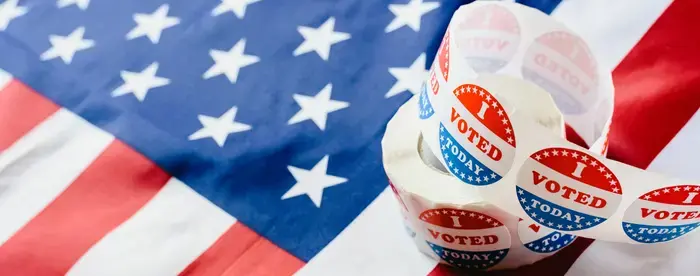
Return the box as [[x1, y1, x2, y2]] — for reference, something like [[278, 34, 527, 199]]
[[516, 147, 623, 232], [418, 208, 510, 269], [621, 185, 700, 244], [418, 83, 434, 119], [436, 27, 450, 82], [517, 218, 576, 254], [521, 31, 599, 114], [454, 3, 520, 73], [439, 84, 515, 186]]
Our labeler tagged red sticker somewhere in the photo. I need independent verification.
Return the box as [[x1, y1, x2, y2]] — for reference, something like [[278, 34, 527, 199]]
[[430, 67, 439, 95], [419, 208, 510, 269], [522, 31, 599, 114], [455, 4, 520, 73], [516, 147, 622, 232], [437, 29, 451, 82], [622, 185, 700, 243]]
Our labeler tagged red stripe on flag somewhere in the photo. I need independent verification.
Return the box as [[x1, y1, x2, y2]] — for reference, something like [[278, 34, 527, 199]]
[[180, 223, 304, 276], [0, 80, 59, 150], [0, 140, 170, 275], [608, 0, 700, 169]]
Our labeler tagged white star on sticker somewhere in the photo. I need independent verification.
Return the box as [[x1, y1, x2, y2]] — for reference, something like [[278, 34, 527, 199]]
[[294, 17, 350, 61], [188, 106, 252, 147], [126, 4, 180, 44], [212, 0, 261, 19], [203, 38, 260, 83], [40, 26, 94, 64], [385, 0, 439, 33], [385, 53, 428, 98], [112, 62, 170, 102], [288, 83, 349, 131], [57, 0, 89, 10], [0, 0, 27, 31], [282, 155, 348, 208]]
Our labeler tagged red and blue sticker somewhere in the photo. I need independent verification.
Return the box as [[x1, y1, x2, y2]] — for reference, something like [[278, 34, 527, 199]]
[[437, 28, 450, 82], [518, 219, 576, 254], [455, 3, 521, 73], [439, 84, 515, 186], [516, 147, 622, 232], [419, 208, 510, 269], [622, 185, 700, 243], [521, 31, 599, 114]]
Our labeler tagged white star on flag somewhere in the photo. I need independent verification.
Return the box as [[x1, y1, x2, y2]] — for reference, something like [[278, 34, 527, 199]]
[[385, 0, 439, 33], [112, 62, 170, 102], [40, 26, 95, 64], [212, 0, 261, 19], [188, 106, 252, 147], [288, 83, 349, 131], [282, 155, 348, 208], [293, 17, 350, 61], [203, 38, 260, 83], [386, 53, 428, 98], [57, 0, 90, 10], [126, 4, 180, 44], [0, 0, 27, 31]]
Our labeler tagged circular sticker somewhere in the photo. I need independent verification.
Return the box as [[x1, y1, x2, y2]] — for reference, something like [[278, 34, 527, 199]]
[[419, 208, 510, 269], [437, 29, 451, 82], [440, 84, 515, 186], [418, 83, 435, 119], [516, 147, 623, 231], [621, 185, 700, 243], [454, 4, 521, 73], [522, 31, 599, 114], [518, 219, 576, 253]]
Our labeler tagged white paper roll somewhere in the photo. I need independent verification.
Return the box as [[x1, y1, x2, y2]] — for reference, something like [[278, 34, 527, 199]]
[[383, 96, 578, 270], [415, 1, 700, 245]]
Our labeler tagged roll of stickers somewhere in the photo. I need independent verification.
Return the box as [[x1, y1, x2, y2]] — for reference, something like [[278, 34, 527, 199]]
[[417, 0, 700, 245], [383, 96, 577, 270]]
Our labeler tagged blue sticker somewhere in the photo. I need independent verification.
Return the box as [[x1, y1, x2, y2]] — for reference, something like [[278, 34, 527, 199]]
[[517, 187, 605, 231], [428, 243, 508, 270], [418, 84, 434, 119], [439, 123, 501, 186]]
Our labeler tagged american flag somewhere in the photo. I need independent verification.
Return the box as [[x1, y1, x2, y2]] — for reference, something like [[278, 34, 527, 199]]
[[0, 0, 697, 275]]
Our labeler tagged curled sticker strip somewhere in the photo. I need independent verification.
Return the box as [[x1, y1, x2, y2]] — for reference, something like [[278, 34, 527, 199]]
[[415, 1, 700, 244]]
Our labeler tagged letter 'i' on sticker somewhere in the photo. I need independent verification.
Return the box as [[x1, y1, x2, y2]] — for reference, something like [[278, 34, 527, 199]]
[[419, 208, 511, 269], [621, 185, 700, 243], [517, 219, 576, 254], [439, 84, 516, 186], [515, 147, 623, 232]]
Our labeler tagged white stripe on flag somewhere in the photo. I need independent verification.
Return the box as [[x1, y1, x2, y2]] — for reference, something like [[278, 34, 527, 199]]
[[551, 0, 673, 72], [66, 178, 236, 276], [296, 187, 438, 276], [553, 1, 675, 275], [0, 109, 113, 246], [647, 111, 700, 181], [0, 70, 10, 90]]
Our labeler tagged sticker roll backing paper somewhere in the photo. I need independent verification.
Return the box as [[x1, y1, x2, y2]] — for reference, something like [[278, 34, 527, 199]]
[[382, 1, 700, 270]]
